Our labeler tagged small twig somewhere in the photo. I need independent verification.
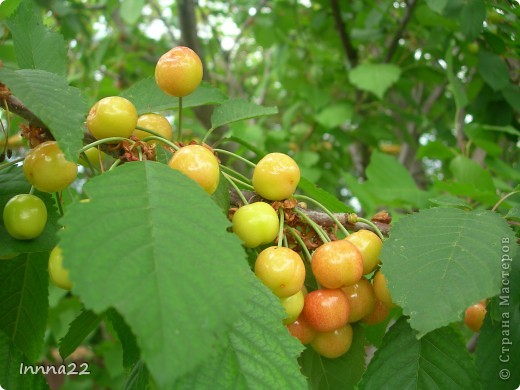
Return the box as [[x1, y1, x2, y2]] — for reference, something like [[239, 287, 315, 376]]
[[329, 0, 358, 68], [385, 0, 418, 63]]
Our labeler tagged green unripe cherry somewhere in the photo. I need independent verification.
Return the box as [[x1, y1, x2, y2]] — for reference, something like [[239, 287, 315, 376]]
[[232, 202, 279, 248]]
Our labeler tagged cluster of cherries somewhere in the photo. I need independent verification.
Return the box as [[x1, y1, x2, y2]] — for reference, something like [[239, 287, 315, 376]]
[[229, 153, 395, 358], [2, 46, 487, 358]]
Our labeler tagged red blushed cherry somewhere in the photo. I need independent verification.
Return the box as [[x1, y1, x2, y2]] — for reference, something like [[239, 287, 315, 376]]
[[302, 289, 350, 332], [311, 240, 364, 289], [311, 324, 353, 358], [342, 277, 377, 323], [464, 302, 487, 332], [361, 299, 390, 326], [286, 314, 316, 345]]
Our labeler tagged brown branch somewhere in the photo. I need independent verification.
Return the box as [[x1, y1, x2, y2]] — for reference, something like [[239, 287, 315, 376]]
[[384, 0, 418, 63], [330, 0, 358, 68], [177, 0, 213, 130], [229, 189, 391, 237], [1, 93, 46, 129]]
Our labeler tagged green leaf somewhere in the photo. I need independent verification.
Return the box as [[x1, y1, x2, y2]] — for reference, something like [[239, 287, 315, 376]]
[[480, 124, 520, 137], [381, 207, 515, 336], [211, 172, 230, 214], [58, 309, 101, 359], [502, 83, 520, 113], [120, 0, 145, 25], [0, 252, 49, 362], [300, 324, 366, 390], [362, 152, 430, 208], [6, 0, 67, 76], [444, 155, 499, 203], [0, 0, 22, 19], [348, 64, 401, 99], [0, 68, 87, 161], [0, 166, 60, 257], [298, 177, 353, 213], [475, 243, 519, 390], [314, 103, 353, 129], [105, 308, 140, 369], [155, 145, 174, 165], [446, 43, 468, 108], [59, 161, 251, 388], [460, 0, 485, 41], [359, 318, 480, 389], [478, 50, 510, 91], [505, 205, 520, 222], [0, 331, 49, 390], [125, 361, 150, 390], [417, 140, 456, 160], [428, 194, 472, 209], [211, 99, 278, 129], [120, 77, 227, 114], [175, 274, 306, 389], [342, 172, 379, 213], [426, 0, 447, 13]]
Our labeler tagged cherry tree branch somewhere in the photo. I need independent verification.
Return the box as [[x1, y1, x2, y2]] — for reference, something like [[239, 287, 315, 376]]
[[229, 189, 391, 236], [384, 0, 418, 63], [330, 0, 358, 68]]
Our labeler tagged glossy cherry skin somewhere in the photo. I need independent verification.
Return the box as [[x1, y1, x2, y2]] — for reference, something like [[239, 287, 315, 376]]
[[232, 202, 279, 248], [311, 239, 363, 289], [3, 194, 47, 240], [86, 96, 138, 140], [254, 246, 305, 298], [23, 141, 78, 193], [155, 46, 203, 97], [168, 145, 220, 194], [252, 153, 300, 201], [342, 277, 377, 323], [48, 246, 72, 290], [311, 324, 353, 358], [464, 302, 487, 332], [302, 289, 350, 332], [286, 314, 317, 345], [373, 270, 395, 308], [133, 113, 173, 144], [345, 229, 382, 275], [361, 300, 390, 326], [280, 290, 305, 325]]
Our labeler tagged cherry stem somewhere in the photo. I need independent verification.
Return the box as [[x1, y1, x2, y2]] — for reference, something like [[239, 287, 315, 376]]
[[135, 125, 169, 140], [355, 217, 385, 241], [177, 96, 183, 142], [80, 150, 96, 173], [201, 126, 216, 145], [220, 170, 254, 191], [55, 192, 64, 217], [80, 137, 135, 154], [219, 164, 252, 185], [29, 186, 35, 195], [294, 208, 331, 244], [137, 146, 143, 161], [294, 194, 350, 237], [492, 190, 520, 212], [213, 148, 257, 168], [277, 207, 285, 247], [222, 172, 249, 205], [286, 226, 312, 264], [108, 159, 122, 171], [141, 136, 180, 151]]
